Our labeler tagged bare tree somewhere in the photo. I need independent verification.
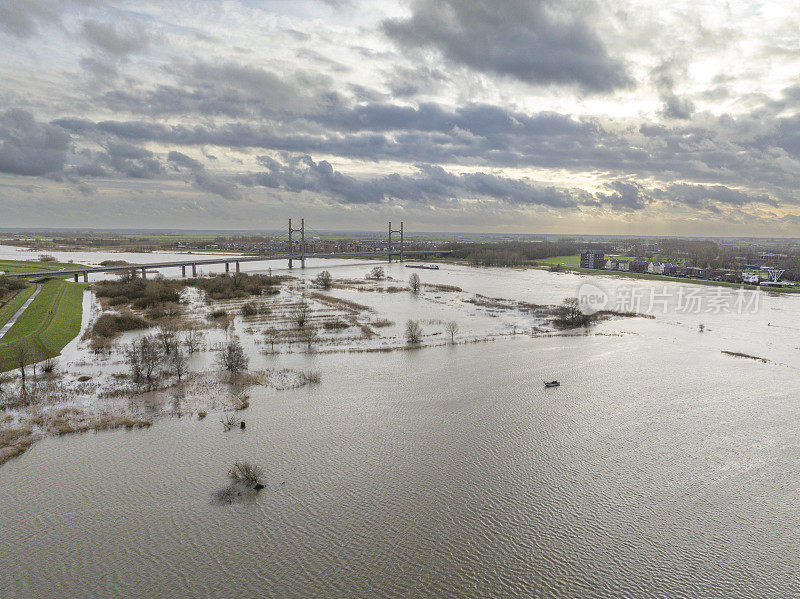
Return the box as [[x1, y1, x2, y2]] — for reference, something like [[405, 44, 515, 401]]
[[292, 299, 310, 329], [125, 335, 162, 390], [217, 336, 249, 374], [558, 297, 590, 327], [171, 345, 188, 382], [445, 321, 458, 343], [405, 320, 423, 345], [183, 326, 204, 353], [15, 345, 29, 394], [301, 326, 319, 350], [157, 325, 177, 355], [367, 266, 385, 280], [314, 270, 333, 289], [263, 327, 280, 351], [409, 272, 421, 293]]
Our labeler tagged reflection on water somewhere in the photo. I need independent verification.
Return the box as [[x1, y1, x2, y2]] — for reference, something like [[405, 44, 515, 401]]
[[2, 260, 800, 598]]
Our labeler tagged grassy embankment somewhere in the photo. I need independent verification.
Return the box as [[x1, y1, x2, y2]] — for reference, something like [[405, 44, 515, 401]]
[[0, 271, 88, 371], [0, 259, 82, 274]]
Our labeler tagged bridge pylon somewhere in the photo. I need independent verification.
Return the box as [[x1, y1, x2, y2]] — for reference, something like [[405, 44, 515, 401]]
[[288, 218, 305, 268], [389, 221, 403, 263]]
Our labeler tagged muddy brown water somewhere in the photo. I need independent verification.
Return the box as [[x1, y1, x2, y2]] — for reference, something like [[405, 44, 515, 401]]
[[2, 259, 800, 598]]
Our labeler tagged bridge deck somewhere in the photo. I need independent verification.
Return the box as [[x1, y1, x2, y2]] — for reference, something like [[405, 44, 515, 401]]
[[4, 250, 451, 279]]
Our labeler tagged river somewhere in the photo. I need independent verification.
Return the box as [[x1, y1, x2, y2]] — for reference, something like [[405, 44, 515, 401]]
[[1, 256, 800, 598]]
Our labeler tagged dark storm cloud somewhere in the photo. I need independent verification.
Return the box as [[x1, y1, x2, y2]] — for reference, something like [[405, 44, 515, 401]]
[[0, 109, 71, 176], [237, 155, 580, 207], [652, 60, 695, 120], [168, 150, 241, 200], [661, 183, 777, 208], [81, 19, 151, 56], [382, 0, 630, 93], [595, 180, 651, 211]]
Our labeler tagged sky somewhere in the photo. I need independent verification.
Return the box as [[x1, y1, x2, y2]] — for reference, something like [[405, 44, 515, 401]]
[[2, 0, 800, 235]]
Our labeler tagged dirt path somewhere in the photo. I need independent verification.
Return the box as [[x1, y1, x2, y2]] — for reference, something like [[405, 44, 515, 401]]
[[0, 284, 42, 340]]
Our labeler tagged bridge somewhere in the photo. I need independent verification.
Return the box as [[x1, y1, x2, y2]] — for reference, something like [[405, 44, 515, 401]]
[[4, 220, 451, 282]]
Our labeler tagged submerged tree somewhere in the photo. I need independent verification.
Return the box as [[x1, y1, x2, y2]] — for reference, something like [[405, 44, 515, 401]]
[[558, 297, 591, 328], [405, 319, 423, 345], [217, 336, 249, 374], [171, 345, 188, 382], [445, 321, 458, 343], [314, 270, 333, 289], [263, 327, 280, 351], [367, 266, 385, 280], [292, 299, 310, 329], [409, 272, 421, 293], [125, 335, 162, 390], [183, 326, 204, 353]]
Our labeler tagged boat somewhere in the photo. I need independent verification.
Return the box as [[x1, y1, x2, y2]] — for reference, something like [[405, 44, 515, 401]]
[[544, 381, 560, 388], [405, 264, 439, 270]]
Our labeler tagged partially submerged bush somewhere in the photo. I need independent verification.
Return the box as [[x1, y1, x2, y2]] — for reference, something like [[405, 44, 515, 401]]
[[92, 312, 150, 338], [216, 337, 249, 374], [314, 270, 332, 289], [303, 370, 321, 384], [228, 461, 265, 488], [191, 273, 282, 300], [554, 297, 592, 328], [366, 266, 385, 280], [209, 308, 227, 319], [240, 301, 259, 317], [221, 414, 241, 430]]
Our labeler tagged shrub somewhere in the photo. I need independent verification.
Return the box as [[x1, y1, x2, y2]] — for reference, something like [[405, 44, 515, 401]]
[[241, 301, 259, 317], [366, 266, 385, 280], [91, 312, 150, 338], [314, 270, 333, 289], [209, 309, 227, 319], [216, 337, 249, 373], [409, 273, 421, 293], [228, 461, 265, 488]]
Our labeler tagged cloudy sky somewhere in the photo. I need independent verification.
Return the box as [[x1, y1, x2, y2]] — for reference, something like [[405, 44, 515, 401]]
[[2, 0, 800, 235]]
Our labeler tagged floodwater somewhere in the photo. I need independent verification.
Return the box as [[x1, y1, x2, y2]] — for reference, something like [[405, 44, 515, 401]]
[[2, 259, 800, 598]]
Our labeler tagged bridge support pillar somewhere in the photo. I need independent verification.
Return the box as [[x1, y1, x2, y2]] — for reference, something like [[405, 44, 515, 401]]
[[83, 272, 88, 283], [225, 262, 230, 273], [74, 273, 79, 283], [141, 267, 147, 279], [192, 263, 197, 277], [181, 265, 186, 277], [235, 261, 240, 273]]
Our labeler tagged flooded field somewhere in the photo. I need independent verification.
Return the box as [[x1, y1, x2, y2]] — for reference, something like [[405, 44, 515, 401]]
[[2, 258, 800, 598]]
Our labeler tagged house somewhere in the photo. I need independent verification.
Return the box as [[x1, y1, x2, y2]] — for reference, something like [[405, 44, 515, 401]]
[[580, 250, 605, 269], [604, 258, 618, 270], [616, 261, 630, 271], [648, 262, 665, 274], [629, 260, 649, 273]]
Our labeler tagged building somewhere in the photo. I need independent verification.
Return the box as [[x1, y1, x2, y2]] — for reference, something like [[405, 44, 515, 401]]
[[629, 260, 649, 273], [648, 262, 665, 274], [580, 250, 605, 269]]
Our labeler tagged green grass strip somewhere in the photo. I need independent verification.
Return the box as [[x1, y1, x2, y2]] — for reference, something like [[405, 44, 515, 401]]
[[0, 285, 35, 330], [0, 279, 87, 372]]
